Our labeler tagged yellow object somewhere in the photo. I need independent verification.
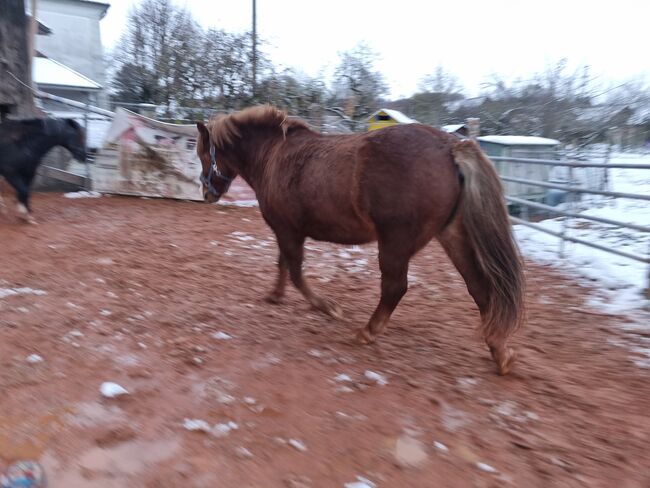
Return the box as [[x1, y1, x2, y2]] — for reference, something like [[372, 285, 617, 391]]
[[367, 108, 418, 131]]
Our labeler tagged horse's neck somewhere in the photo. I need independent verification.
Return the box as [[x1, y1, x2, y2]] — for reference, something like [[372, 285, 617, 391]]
[[234, 139, 276, 190], [27, 133, 63, 160]]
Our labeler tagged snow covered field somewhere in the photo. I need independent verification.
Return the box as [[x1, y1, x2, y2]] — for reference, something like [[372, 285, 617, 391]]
[[513, 151, 649, 321]]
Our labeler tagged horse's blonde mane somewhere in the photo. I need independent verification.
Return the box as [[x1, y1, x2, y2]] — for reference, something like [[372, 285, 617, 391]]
[[208, 105, 311, 149]]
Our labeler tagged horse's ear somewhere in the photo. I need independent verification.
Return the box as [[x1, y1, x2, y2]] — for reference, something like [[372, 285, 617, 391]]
[[196, 121, 209, 141]]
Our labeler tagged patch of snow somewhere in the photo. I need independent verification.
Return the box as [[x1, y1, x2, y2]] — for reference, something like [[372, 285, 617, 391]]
[[217, 200, 259, 208], [335, 373, 353, 382], [433, 441, 449, 452], [183, 418, 211, 432], [26, 354, 44, 363], [288, 438, 307, 452], [476, 462, 498, 473], [211, 331, 233, 340], [514, 152, 649, 323], [345, 476, 376, 488], [63, 191, 101, 199], [211, 421, 238, 438], [364, 370, 388, 386], [100, 382, 129, 398], [0, 287, 47, 299]]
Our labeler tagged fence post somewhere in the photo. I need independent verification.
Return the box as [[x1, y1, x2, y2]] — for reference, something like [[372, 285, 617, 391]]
[[84, 99, 91, 190], [559, 162, 575, 258]]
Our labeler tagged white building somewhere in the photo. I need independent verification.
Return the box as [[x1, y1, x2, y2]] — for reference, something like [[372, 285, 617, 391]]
[[35, 0, 110, 108]]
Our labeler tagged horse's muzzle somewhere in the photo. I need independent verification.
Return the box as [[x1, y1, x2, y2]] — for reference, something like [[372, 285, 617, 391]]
[[203, 190, 219, 203]]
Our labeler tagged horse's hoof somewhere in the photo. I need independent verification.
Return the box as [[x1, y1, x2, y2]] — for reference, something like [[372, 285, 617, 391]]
[[326, 302, 344, 321], [265, 292, 283, 304], [355, 328, 374, 345], [313, 298, 344, 320], [18, 215, 37, 225], [496, 348, 516, 375]]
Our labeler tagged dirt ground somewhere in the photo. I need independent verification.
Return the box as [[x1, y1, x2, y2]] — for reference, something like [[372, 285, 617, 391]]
[[1, 190, 649, 488]]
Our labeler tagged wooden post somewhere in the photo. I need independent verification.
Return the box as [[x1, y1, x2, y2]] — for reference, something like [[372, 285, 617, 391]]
[[466, 117, 480, 140]]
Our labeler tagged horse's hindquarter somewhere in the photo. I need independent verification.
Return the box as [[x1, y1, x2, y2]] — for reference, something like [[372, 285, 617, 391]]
[[360, 125, 462, 236]]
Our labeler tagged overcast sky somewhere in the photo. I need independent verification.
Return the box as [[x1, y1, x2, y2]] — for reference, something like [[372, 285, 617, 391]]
[[100, 0, 650, 99]]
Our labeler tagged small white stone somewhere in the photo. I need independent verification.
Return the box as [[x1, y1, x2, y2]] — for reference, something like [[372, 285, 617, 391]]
[[243, 396, 257, 405], [288, 439, 307, 452], [26, 354, 43, 364], [100, 382, 129, 398]]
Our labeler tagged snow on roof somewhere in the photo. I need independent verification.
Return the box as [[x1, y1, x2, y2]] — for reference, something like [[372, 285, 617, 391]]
[[33, 57, 102, 90], [478, 135, 560, 146], [368, 109, 418, 124], [442, 124, 466, 133]]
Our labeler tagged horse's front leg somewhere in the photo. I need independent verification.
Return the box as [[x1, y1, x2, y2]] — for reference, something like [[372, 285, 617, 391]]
[[0, 181, 7, 216], [276, 233, 343, 320], [265, 252, 288, 304], [5, 174, 36, 224]]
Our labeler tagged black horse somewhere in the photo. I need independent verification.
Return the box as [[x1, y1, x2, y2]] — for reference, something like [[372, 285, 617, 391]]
[[0, 118, 86, 223]]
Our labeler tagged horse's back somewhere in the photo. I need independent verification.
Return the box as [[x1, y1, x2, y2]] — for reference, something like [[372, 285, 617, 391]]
[[358, 124, 461, 233]]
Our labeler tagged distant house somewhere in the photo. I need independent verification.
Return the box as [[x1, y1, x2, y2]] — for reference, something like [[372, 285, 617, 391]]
[[30, 0, 112, 151], [441, 123, 469, 137], [35, 0, 109, 108], [367, 109, 418, 131]]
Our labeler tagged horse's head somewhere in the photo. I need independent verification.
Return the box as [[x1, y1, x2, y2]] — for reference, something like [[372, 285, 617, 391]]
[[60, 119, 87, 162], [196, 121, 236, 203]]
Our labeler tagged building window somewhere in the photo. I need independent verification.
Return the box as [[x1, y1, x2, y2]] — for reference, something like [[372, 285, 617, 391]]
[[377, 114, 391, 121]]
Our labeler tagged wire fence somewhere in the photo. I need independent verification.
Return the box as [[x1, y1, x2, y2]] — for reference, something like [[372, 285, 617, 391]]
[[490, 151, 650, 295]]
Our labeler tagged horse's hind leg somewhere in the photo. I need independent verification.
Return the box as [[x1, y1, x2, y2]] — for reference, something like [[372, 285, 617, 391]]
[[265, 252, 288, 303], [438, 219, 515, 375], [356, 236, 410, 344], [276, 233, 343, 319]]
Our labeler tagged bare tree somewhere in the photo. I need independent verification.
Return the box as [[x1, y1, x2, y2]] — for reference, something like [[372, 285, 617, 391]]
[[330, 43, 388, 130]]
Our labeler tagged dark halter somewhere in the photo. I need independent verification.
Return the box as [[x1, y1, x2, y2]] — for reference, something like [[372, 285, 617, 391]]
[[201, 144, 234, 198]]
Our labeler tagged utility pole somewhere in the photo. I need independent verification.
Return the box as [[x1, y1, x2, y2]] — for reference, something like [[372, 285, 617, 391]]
[[29, 0, 38, 90], [252, 0, 257, 100]]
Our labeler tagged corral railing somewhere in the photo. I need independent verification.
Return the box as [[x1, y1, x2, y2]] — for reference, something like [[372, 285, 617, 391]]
[[489, 151, 650, 295]]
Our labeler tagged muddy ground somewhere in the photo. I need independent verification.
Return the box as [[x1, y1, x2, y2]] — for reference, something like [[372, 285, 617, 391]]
[[1, 191, 649, 487]]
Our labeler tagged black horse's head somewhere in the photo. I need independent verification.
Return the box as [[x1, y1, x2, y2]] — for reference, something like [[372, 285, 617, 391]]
[[57, 118, 87, 162]]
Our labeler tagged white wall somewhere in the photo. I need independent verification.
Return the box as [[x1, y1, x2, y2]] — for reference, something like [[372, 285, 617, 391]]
[[36, 0, 109, 108]]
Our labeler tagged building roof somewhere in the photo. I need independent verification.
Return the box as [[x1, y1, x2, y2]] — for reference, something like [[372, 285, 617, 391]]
[[26, 14, 53, 35], [442, 124, 466, 133], [33, 57, 102, 90], [368, 108, 418, 124], [478, 135, 560, 146]]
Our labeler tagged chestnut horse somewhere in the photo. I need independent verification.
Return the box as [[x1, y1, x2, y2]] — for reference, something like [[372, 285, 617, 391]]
[[196, 106, 524, 374]]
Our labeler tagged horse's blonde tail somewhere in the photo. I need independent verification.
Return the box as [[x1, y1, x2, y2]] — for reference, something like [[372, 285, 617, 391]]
[[451, 139, 525, 345]]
